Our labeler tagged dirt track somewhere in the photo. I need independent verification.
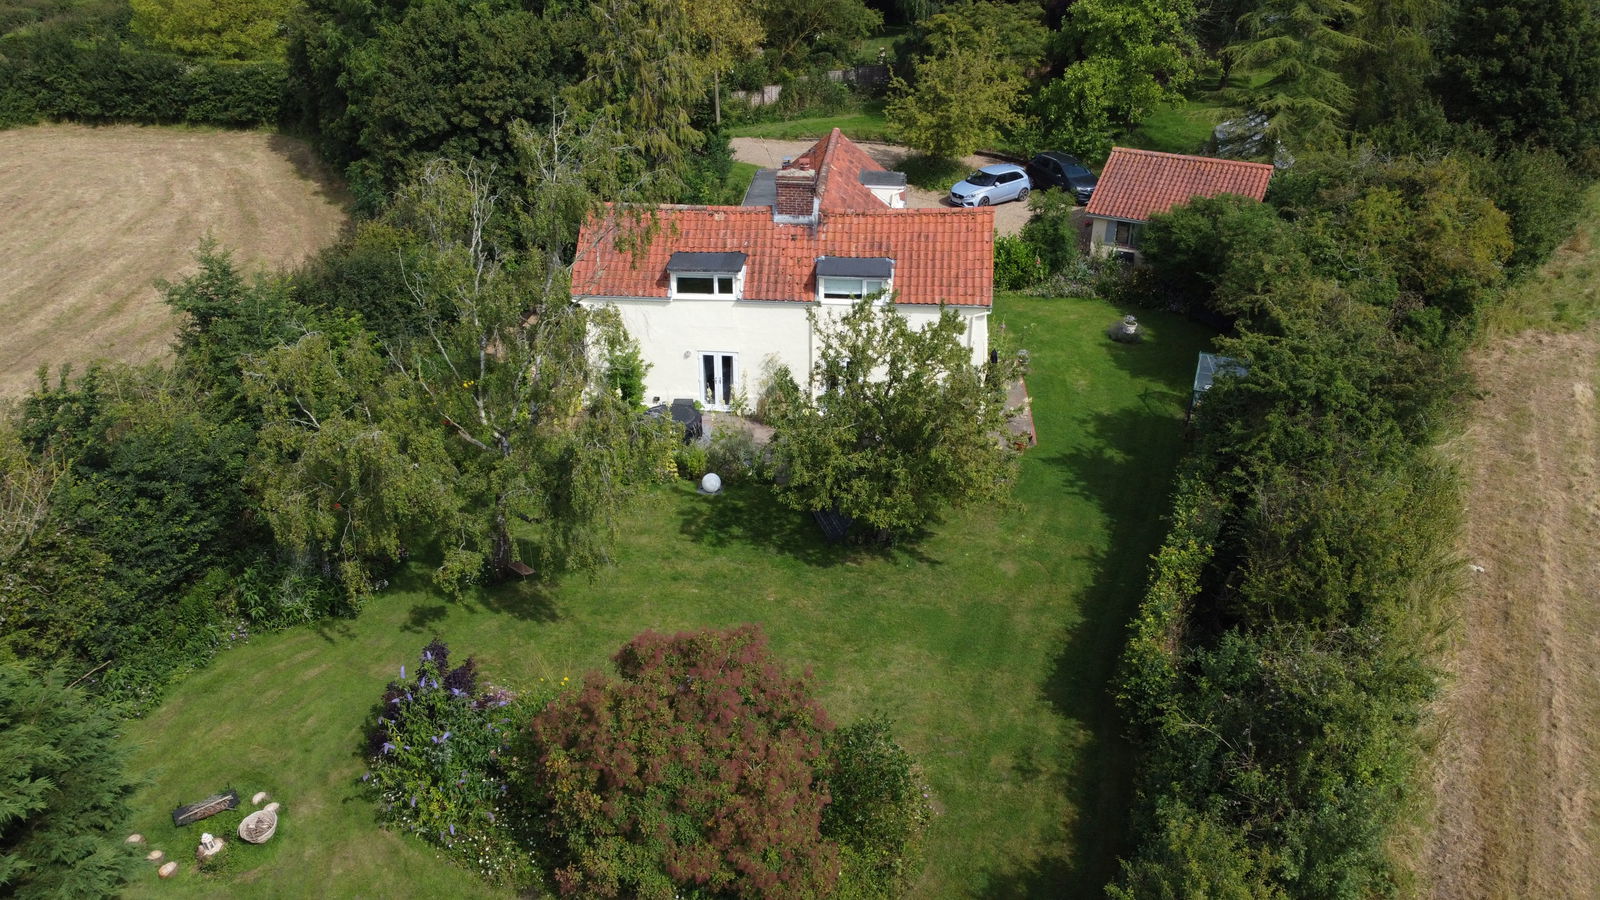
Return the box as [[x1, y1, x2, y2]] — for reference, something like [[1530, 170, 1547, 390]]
[[1420, 328, 1600, 898], [730, 137, 1033, 236], [0, 125, 348, 397]]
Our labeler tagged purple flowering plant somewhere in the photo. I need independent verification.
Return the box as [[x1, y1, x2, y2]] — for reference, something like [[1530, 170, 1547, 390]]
[[361, 639, 543, 884]]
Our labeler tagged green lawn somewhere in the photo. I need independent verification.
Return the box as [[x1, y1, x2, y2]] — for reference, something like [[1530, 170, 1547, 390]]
[[725, 160, 759, 202], [118, 294, 1214, 897], [728, 106, 895, 143], [1116, 68, 1272, 156], [1118, 100, 1220, 155]]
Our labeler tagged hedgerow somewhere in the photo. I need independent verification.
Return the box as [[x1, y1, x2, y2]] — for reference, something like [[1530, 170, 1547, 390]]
[[0, 36, 285, 128], [1112, 149, 1490, 896]]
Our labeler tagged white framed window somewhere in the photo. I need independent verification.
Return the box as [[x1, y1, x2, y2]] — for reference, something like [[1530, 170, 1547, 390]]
[[819, 276, 888, 302], [671, 272, 740, 299]]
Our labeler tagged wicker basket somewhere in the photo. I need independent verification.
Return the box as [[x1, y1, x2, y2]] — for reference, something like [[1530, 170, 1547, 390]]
[[237, 809, 278, 844]]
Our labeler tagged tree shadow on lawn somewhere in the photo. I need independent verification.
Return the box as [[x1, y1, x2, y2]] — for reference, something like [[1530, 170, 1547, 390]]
[[676, 480, 943, 569], [472, 578, 561, 623], [314, 617, 358, 645], [978, 403, 1191, 897], [402, 601, 449, 634]]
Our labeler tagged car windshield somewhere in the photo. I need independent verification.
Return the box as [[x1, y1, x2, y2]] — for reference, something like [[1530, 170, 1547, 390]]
[[964, 171, 997, 186]]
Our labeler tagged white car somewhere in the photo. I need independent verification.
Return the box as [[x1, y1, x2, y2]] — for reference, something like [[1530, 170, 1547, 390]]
[[949, 164, 1031, 207]]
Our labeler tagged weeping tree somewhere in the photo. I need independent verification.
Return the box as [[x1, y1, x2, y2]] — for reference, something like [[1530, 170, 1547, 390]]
[[247, 127, 672, 597], [567, 0, 761, 191]]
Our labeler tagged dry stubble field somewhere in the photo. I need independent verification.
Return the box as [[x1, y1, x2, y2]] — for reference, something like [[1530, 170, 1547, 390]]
[[1419, 318, 1600, 890], [0, 125, 348, 397]]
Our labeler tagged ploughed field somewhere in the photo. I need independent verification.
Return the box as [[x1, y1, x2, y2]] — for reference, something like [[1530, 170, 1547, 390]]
[[0, 125, 347, 397]]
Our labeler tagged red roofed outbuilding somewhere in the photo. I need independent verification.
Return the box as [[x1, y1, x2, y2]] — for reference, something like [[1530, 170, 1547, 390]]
[[1084, 147, 1273, 263], [572, 130, 993, 409]]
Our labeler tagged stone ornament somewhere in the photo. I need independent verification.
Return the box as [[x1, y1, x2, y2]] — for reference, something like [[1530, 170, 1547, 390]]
[[238, 809, 278, 845], [195, 832, 225, 862], [1107, 315, 1142, 344]]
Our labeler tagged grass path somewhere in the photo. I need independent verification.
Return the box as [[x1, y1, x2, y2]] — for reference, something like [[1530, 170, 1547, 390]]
[[1416, 190, 1600, 899], [118, 295, 1214, 897]]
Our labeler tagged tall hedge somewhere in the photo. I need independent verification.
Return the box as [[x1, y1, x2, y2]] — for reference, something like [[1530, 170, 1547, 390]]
[[0, 34, 285, 128], [1112, 152, 1489, 897]]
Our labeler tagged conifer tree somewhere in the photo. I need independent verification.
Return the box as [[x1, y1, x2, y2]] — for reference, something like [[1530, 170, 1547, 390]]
[[0, 661, 134, 898], [1437, 0, 1600, 165], [1227, 0, 1367, 153]]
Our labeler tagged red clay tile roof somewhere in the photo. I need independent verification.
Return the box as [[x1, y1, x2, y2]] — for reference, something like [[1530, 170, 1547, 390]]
[[1085, 147, 1273, 222], [790, 128, 885, 211], [572, 204, 994, 307]]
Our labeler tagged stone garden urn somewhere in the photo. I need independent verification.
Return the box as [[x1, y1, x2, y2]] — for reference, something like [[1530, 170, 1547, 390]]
[[1108, 315, 1142, 343]]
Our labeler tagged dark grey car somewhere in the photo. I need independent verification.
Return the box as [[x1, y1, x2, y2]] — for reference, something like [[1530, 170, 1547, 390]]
[[1026, 152, 1098, 204]]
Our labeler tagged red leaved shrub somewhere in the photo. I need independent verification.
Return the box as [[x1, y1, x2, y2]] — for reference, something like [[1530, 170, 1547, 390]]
[[513, 625, 840, 898]]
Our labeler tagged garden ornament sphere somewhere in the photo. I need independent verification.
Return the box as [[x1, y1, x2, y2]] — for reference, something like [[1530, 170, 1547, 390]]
[[700, 472, 722, 494]]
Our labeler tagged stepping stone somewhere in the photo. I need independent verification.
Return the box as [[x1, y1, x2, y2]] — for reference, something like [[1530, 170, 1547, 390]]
[[251, 791, 269, 805], [147, 850, 164, 862], [264, 801, 280, 813], [158, 862, 178, 879], [125, 834, 144, 844]]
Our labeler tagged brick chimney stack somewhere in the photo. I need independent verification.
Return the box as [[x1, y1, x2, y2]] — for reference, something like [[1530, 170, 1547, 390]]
[[774, 166, 817, 219]]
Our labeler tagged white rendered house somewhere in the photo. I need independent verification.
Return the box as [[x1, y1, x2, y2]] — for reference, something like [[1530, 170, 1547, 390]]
[[571, 130, 994, 410]]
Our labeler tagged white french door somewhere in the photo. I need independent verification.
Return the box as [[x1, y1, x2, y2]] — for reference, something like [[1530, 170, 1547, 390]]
[[699, 352, 738, 410]]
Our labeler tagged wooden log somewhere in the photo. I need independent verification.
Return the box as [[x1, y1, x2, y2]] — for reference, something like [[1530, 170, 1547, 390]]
[[171, 790, 239, 827]]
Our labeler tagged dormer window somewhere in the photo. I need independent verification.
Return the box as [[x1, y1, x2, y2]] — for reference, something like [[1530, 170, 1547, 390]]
[[816, 256, 894, 303], [667, 251, 746, 299], [820, 277, 887, 300], [676, 274, 736, 296]]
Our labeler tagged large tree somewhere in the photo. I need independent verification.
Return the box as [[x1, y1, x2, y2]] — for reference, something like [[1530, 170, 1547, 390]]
[[766, 297, 1020, 541], [0, 661, 135, 898], [1343, 0, 1448, 130], [568, 0, 760, 173], [886, 1, 1045, 158], [1226, 0, 1367, 153], [247, 153, 669, 595], [1057, 0, 1199, 123], [1029, 0, 1197, 160], [754, 0, 882, 75], [288, 0, 583, 197], [1436, 0, 1600, 166]]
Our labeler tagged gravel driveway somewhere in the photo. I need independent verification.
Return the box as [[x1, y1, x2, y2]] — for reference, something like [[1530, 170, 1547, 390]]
[[730, 137, 1033, 236]]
